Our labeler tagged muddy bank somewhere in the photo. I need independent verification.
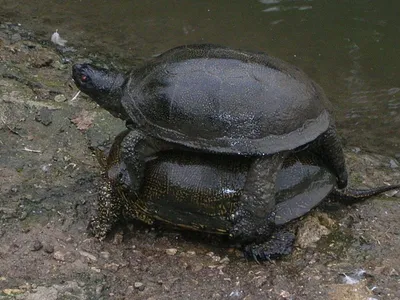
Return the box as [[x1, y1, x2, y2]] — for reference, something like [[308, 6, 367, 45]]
[[1, 23, 400, 300]]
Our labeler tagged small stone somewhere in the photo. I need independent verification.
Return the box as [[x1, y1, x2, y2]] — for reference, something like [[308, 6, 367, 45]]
[[219, 256, 230, 264], [253, 275, 268, 288], [112, 231, 124, 245], [10, 33, 21, 42], [53, 250, 66, 261], [91, 267, 101, 273], [186, 250, 196, 257], [126, 285, 134, 294], [296, 216, 331, 248], [352, 147, 361, 154], [35, 107, 53, 126], [134, 282, 145, 291], [79, 251, 97, 262], [95, 284, 104, 295], [3, 288, 24, 295], [31, 240, 43, 251], [19, 211, 28, 220], [100, 251, 110, 260], [43, 244, 54, 254], [104, 263, 120, 272], [166, 248, 178, 256], [211, 255, 221, 262], [389, 159, 399, 169], [212, 292, 222, 299], [54, 94, 67, 102], [193, 264, 203, 272]]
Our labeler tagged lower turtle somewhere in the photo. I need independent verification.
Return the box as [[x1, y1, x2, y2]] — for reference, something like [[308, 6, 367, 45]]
[[90, 130, 400, 260]]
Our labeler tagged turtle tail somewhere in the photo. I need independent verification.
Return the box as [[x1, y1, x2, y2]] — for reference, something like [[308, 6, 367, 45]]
[[331, 184, 400, 203]]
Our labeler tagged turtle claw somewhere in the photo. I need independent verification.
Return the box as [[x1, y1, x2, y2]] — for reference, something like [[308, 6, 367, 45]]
[[87, 216, 110, 241], [243, 230, 295, 261]]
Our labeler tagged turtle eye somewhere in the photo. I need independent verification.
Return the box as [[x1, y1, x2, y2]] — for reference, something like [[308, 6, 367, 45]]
[[81, 75, 88, 82]]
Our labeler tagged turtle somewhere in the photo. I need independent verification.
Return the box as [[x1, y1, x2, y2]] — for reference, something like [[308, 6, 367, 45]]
[[90, 129, 400, 260], [73, 44, 347, 244]]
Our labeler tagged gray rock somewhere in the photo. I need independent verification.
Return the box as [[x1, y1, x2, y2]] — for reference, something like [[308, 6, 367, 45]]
[[35, 107, 53, 126], [389, 159, 399, 169], [43, 244, 54, 254], [30, 240, 43, 251], [295, 215, 332, 248], [54, 94, 67, 103], [134, 282, 145, 291]]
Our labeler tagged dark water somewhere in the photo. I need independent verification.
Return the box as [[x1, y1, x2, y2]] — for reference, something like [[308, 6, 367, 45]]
[[1, 0, 399, 155]]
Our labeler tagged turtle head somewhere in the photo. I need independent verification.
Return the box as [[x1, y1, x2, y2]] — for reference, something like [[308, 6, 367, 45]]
[[72, 63, 129, 120]]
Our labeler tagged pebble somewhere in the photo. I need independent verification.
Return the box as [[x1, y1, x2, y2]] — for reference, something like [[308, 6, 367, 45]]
[[100, 251, 110, 260], [79, 251, 97, 262], [53, 251, 66, 261], [95, 284, 104, 296], [389, 159, 399, 169], [19, 211, 28, 220], [43, 244, 54, 254], [166, 248, 178, 256], [91, 267, 101, 273], [54, 94, 67, 103], [212, 292, 222, 299], [3, 288, 24, 295], [193, 264, 203, 272], [112, 232, 124, 245], [10, 33, 21, 42], [296, 216, 331, 248], [253, 275, 268, 288], [134, 282, 145, 291], [104, 263, 120, 272], [219, 256, 230, 264], [30, 240, 43, 251], [211, 255, 221, 262], [35, 107, 53, 126], [352, 147, 361, 154]]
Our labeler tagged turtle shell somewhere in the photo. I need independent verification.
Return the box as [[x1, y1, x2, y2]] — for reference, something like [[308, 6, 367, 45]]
[[122, 44, 332, 155]]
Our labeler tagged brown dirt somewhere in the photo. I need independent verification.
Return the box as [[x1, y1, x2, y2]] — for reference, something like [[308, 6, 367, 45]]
[[1, 23, 400, 300]]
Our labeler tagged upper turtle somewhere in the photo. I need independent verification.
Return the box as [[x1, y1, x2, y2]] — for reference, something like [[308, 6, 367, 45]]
[[73, 44, 333, 155]]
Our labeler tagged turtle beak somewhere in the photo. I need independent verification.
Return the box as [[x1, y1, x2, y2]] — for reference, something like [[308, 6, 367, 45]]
[[72, 64, 84, 87]]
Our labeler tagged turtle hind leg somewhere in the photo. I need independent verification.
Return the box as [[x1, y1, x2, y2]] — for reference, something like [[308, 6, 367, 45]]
[[243, 230, 295, 261], [230, 152, 288, 244], [331, 184, 400, 203], [312, 124, 348, 189]]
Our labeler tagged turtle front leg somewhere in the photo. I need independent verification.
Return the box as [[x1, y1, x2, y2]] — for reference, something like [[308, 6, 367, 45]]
[[88, 176, 123, 240], [230, 152, 288, 244], [120, 129, 173, 197]]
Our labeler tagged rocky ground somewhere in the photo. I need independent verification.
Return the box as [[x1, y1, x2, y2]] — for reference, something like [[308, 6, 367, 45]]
[[0, 23, 400, 300]]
